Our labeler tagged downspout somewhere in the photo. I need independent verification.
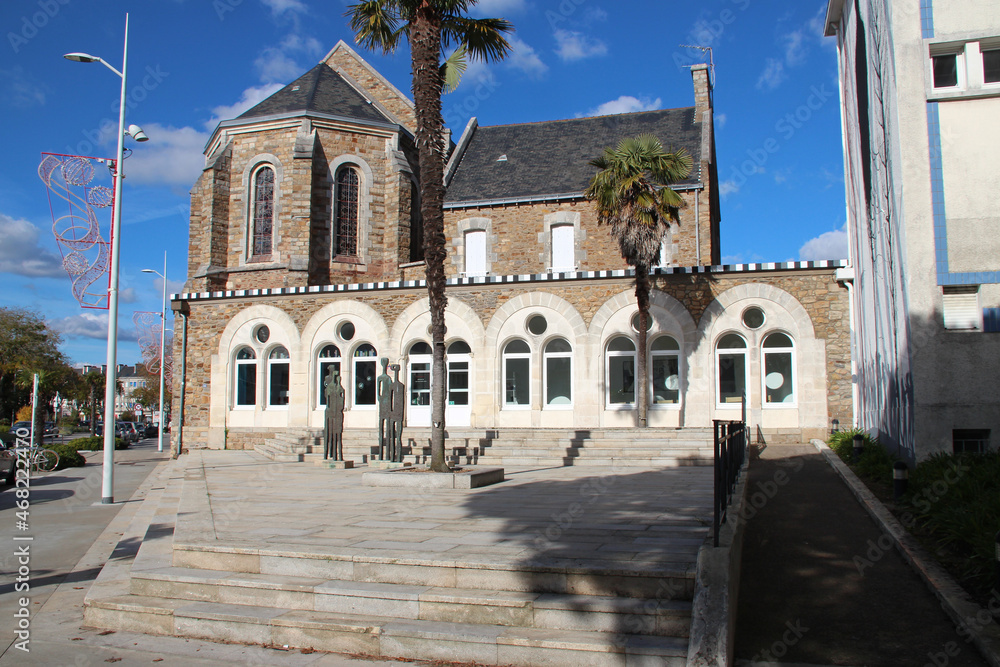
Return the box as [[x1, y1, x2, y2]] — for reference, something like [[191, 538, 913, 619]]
[[695, 187, 702, 266], [171, 300, 189, 459]]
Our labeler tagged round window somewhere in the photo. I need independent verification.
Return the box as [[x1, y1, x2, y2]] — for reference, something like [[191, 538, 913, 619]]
[[339, 321, 356, 341], [631, 313, 653, 332], [742, 307, 765, 330], [254, 325, 270, 343], [527, 315, 547, 336]]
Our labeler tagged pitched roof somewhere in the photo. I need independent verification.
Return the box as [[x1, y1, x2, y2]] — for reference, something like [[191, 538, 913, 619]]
[[444, 108, 703, 205], [238, 63, 393, 126]]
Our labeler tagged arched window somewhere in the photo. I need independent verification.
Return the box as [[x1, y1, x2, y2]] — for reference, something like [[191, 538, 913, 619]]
[[408, 341, 432, 408], [606, 336, 636, 406], [651, 336, 680, 405], [502, 339, 530, 408], [353, 343, 377, 406], [317, 345, 341, 407], [409, 181, 424, 262], [250, 166, 275, 259], [716, 334, 747, 405], [268, 346, 290, 407], [447, 341, 471, 407], [544, 338, 573, 407], [334, 166, 359, 257], [762, 333, 795, 404], [234, 347, 257, 407]]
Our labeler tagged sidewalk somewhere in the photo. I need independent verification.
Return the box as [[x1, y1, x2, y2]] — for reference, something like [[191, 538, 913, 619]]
[[735, 443, 990, 667]]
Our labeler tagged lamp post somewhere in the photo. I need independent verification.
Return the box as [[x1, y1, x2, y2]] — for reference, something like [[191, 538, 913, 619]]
[[65, 13, 148, 504], [142, 253, 167, 453]]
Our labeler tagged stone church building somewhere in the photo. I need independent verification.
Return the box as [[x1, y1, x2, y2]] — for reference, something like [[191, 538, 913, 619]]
[[170, 41, 851, 454]]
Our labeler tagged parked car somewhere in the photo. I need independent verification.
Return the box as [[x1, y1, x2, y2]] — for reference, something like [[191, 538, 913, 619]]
[[0, 435, 15, 484], [115, 422, 137, 444], [11, 421, 32, 435], [44, 421, 59, 437], [144, 424, 159, 438]]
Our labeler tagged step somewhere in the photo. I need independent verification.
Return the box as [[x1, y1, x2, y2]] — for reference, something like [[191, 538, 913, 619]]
[[85, 595, 688, 666], [170, 543, 696, 600], [129, 566, 692, 637]]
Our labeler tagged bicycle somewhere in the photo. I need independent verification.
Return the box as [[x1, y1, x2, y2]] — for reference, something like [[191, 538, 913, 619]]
[[20, 446, 59, 473]]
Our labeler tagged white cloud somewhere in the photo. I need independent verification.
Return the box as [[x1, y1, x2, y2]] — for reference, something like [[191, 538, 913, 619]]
[[470, 0, 526, 15], [119, 287, 138, 304], [799, 223, 849, 261], [0, 214, 64, 278], [207, 83, 285, 128], [784, 30, 807, 66], [50, 312, 107, 340], [719, 180, 741, 198], [124, 124, 208, 188], [0, 66, 47, 109], [583, 95, 661, 117], [756, 58, 786, 90], [280, 33, 324, 58], [554, 30, 607, 62], [506, 36, 548, 78], [261, 0, 307, 15], [715, 113, 727, 129], [255, 47, 302, 83]]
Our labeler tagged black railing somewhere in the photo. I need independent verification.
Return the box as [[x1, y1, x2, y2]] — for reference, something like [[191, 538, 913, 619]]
[[713, 406, 747, 547]]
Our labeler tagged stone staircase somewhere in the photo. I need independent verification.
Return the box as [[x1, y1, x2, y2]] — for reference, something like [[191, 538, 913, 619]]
[[256, 427, 715, 467], [83, 451, 712, 665]]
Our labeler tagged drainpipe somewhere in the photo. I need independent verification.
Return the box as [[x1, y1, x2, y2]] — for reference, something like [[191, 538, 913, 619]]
[[694, 188, 702, 266], [836, 268, 858, 429]]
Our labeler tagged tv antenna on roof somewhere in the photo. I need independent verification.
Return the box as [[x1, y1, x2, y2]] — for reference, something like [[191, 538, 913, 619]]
[[679, 45, 715, 87]]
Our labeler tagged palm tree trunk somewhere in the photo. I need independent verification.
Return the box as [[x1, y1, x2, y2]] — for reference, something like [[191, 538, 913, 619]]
[[635, 266, 650, 427], [411, 3, 450, 472]]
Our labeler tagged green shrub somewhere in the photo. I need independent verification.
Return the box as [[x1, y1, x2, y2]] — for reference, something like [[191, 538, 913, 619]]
[[46, 443, 86, 469], [73, 436, 128, 451], [0, 425, 8, 435], [828, 428, 897, 484], [905, 451, 1000, 589]]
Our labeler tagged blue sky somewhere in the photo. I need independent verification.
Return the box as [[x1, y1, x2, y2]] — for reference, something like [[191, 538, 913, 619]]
[[0, 0, 848, 366]]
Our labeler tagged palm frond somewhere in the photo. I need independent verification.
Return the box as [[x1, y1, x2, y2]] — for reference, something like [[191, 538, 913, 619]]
[[346, 1, 405, 54], [441, 44, 468, 94], [441, 16, 513, 61]]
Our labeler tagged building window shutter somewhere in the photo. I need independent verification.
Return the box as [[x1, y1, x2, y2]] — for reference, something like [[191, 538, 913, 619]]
[[942, 286, 980, 330], [465, 229, 487, 277], [550, 224, 575, 271]]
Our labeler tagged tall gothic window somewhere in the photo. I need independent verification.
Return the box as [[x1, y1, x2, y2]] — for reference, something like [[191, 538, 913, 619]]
[[251, 166, 275, 259], [334, 166, 359, 257]]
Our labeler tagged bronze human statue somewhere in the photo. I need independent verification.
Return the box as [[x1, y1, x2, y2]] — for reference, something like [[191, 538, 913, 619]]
[[376, 357, 392, 460], [323, 367, 346, 461], [388, 363, 405, 462]]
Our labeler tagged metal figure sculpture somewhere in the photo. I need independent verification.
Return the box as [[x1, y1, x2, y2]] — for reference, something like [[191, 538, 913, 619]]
[[132, 311, 173, 388], [376, 357, 392, 460], [323, 367, 346, 461], [38, 153, 115, 309], [388, 363, 406, 463]]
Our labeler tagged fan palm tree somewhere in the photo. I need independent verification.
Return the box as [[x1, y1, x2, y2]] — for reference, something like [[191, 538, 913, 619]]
[[347, 0, 512, 471], [584, 134, 692, 426]]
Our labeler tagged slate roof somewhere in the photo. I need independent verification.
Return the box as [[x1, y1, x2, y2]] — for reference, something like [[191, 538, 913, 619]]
[[445, 107, 703, 205], [238, 63, 393, 126]]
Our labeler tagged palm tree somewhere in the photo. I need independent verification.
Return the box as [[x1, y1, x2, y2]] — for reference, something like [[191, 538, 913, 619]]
[[347, 1, 512, 471], [584, 134, 692, 426]]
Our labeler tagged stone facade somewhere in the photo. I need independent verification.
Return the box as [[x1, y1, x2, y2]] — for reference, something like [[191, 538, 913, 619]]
[[170, 43, 851, 452]]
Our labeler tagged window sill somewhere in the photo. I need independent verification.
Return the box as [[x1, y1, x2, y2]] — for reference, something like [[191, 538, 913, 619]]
[[231, 405, 256, 411], [333, 255, 363, 265], [501, 405, 531, 411], [605, 404, 636, 411]]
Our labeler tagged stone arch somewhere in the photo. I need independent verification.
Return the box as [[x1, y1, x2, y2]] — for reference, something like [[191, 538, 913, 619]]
[[387, 296, 485, 361], [697, 282, 816, 343]]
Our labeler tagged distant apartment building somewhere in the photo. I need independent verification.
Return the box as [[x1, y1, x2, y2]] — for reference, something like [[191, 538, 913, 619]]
[[825, 0, 1000, 460]]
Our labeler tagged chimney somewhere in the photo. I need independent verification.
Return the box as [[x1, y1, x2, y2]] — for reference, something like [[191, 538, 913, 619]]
[[691, 63, 712, 117]]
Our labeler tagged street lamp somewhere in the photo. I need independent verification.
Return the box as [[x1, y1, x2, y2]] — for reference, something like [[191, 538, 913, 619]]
[[65, 13, 148, 504], [142, 252, 168, 453]]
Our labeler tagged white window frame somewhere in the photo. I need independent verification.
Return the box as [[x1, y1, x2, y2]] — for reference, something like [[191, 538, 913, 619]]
[[352, 343, 379, 409], [502, 339, 531, 410], [549, 223, 576, 272], [446, 341, 472, 409], [715, 333, 748, 408], [930, 47, 966, 91], [233, 347, 257, 409], [605, 336, 637, 409], [649, 335, 681, 409], [761, 332, 796, 408], [464, 229, 488, 277], [543, 338, 573, 409], [267, 346, 290, 409], [408, 341, 433, 409], [316, 344, 341, 409]]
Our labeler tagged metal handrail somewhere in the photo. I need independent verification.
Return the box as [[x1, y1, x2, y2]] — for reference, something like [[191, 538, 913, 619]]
[[713, 394, 747, 547]]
